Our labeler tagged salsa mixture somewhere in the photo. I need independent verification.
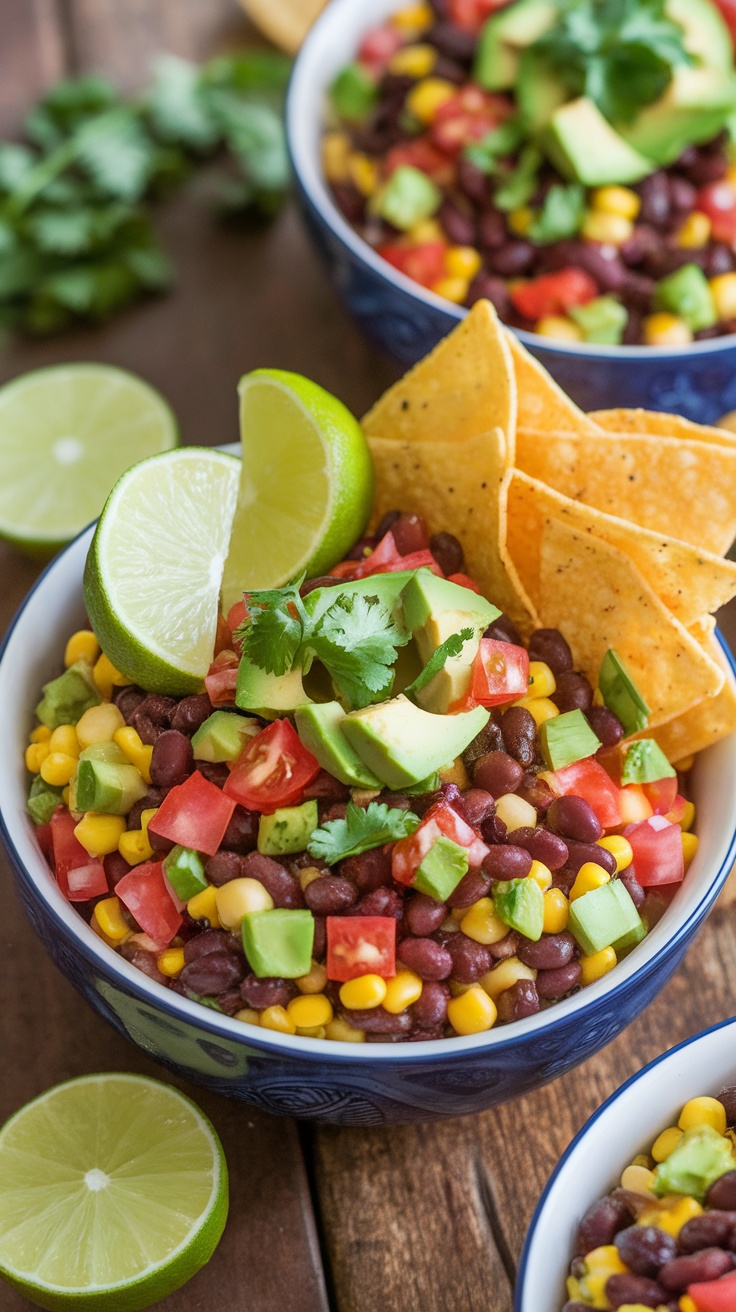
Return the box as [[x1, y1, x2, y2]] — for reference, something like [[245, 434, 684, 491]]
[[564, 1089, 736, 1311], [25, 509, 698, 1044], [323, 0, 736, 346]]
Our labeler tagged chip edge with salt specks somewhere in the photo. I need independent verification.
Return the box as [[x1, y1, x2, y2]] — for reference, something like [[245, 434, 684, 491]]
[[590, 408, 736, 449]]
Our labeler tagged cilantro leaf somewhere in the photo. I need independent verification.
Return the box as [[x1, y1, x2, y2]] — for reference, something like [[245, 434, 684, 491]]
[[307, 801, 420, 864], [527, 184, 585, 244], [493, 145, 542, 212], [309, 592, 410, 710], [463, 119, 525, 175], [148, 56, 219, 152], [404, 627, 475, 703], [234, 577, 308, 677]]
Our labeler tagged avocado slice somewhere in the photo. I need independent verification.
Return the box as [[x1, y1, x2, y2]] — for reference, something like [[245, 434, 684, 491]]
[[474, 0, 558, 90], [568, 879, 643, 957], [493, 877, 544, 942], [35, 660, 102, 729], [599, 649, 650, 736], [341, 694, 490, 790], [620, 739, 676, 787], [619, 68, 736, 166], [74, 758, 148, 816], [401, 572, 500, 714], [257, 800, 319, 856], [27, 776, 65, 825], [539, 709, 602, 771], [414, 835, 469, 901], [192, 710, 260, 763], [242, 908, 315, 979], [516, 49, 568, 132], [653, 1124, 735, 1201], [163, 845, 208, 900], [544, 97, 654, 186], [666, 0, 734, 73], [294, 701, 381, 789], [235, 654, 311, 719]]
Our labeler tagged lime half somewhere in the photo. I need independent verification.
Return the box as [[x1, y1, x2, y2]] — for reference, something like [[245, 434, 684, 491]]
[[0, 364, 178, 555], [84, 447, 240, 695], [220, 369, 374, 612], [0, 1073, 228, 1312]]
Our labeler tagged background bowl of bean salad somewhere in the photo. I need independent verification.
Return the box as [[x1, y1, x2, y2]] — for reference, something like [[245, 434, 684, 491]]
[[286, 0, 736, 423], [516, 1015, 736, 1312], [4, 523, 736, 1126]]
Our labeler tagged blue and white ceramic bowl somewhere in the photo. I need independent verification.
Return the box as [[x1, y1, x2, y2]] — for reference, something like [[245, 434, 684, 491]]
[[516, 1015, 736, 1311], [287, 0, 736, 423], [2, 529, 736, 1126]]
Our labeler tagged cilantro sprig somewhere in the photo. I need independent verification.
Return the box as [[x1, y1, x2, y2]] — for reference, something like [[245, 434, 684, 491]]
[[307, 801, 420, 864]]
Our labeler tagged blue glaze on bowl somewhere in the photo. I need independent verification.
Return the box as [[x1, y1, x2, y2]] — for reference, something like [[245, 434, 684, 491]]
[[287, 0, 736, 424]]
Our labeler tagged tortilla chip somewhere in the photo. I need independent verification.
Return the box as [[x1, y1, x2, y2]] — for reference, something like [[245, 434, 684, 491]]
[[368, 428, 537, 632], [505, 331, 602, 435], [633, 635, 736, 763], [525, 517, 724, 726], [362, 301, 517, 457], [590, 408, 736, 449], [688, 615, 717, 645], [516, 428, 736, 556], [506, 472, 736, 628]]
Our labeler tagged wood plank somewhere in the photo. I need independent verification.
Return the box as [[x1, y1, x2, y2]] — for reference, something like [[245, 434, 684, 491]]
[[0, 0, 67, 134]]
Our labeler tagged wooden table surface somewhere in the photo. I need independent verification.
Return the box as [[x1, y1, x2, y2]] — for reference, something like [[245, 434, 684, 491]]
[[3, 5, 736, 1311]]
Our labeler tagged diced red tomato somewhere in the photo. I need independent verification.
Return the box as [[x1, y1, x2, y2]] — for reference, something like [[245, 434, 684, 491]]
[[385, 138, 454, 183], [625, 815, 685, 887], [225, 599, 248, 654], [353, 529, 442, 578], [546, 758, 623, 830], [470, 638, 529, 707], [148, 770, 236, 856], [430, 86, 514, 156], [50, 808, 108, 901], [510, 268, 598, 321], [326, 916, 397, 982], [711, 0, 736, 47], [205, 650, 239, 707], [696, 181, 736, 246], [66, 863, 108, 901], [36, 821, 53, 862], [328, 559, 361, 579], [116, 861, 183, 948], [688, 1268, 736, 1312], [448, 572, 481, 593], [448, 0, 512, 31], [214, 612, 234, 657], [379, 242, 448, 291], [392, 797, 488, 885], [357, 23, 403, 74], [618, 784, 654, 825], [642, 774, 678, 816], [224, 719, 320, 814], [665, 793, 688, 825]]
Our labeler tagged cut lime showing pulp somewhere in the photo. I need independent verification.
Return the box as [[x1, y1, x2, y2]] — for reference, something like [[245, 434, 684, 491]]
[[220, 369, 374, 612], [0, 1073, 228, 1311], [84, 448, 240, 695], [0, 365, 178, 555]]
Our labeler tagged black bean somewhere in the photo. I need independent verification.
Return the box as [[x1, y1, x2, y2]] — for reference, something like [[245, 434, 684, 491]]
[[565, 840, 617, 877], [129, 694, 177, 744], [340, 1006, 412, 1035], [240, 855, 303, 909], [427, 20, 475, 61], [240, 975, 297, 1009], [477, 210, 507, 250], [574, 1195, 635, 1256], [433, 54, 466, 83], [114, 686, 146, 720], [516, 773, 555, 813], [446, 868, 492, 908], [535, 960, 582, 999], [707, 1169, 736, 1210], [490, 240, 535, 277], [462, 788, 495, 829], [679, 1212, 736, 1251], [528, 628, 574, 675], [517, 932, 575, 971], [123, 947, 166, 983], [303, 770, 351, 803], [429, 530, 464, 575], [304, 875, 357, 915], [205, 851, 245, 887], [447, 933, 492, 982], [683, 149, 728, 186], [406, 893, 447, 937], [547, 796, 602, 844], [391, 512, 430, 554], [150, 730, 194, 788], [489, 929, 521, 962], [127, 787, 166, 832], [373, 509, 401, 540], [458, 158, 490, 205], [587, 706, 624, 747], [704, 243, 735, 278], [668, 175, 697, 213], [659, 1249, 734, 1292], [352, 887, 403, 919], [482, 813, 508, 844], [620, 225, 660, 267], [180, 951, 244, 995], [481, 844, 533, 880], [500, 706, 536, 767], [411, 981, 449, 1029], [220, 804, 259, 853], [718, 1087, 736, 1127], [104, 850, 131, 888], [184, 930, 236, 963], [496, 978, 540, 1022], [438, 199, 476, 247], [171, 694, 212, 737], [463, 720, 505, 770], [397, 936, 453, 980], [638, 171, 671, 226], [545, 240, 625, 292], [474, 750, 523, 797], [312, 915, 326, 960], [605, 1273, 666, 1308], [299, 574, 342, 598], [331, 183, 366, 223], [553, 671, 594, 713], [511, 826, 569, 870], [196, 761, 230, 788], [618, 867, 645, 910], [341, 847, 392, 893], [615, 1225, 676, 1275]]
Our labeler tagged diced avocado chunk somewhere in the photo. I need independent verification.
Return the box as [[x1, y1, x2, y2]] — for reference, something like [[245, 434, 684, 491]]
[[192, 710, 260, 763], [79, 740, 126, 765], [35, 660, 102, 729], [163, 846, 207, 900], [569, 879, 643, 956], [540, 709, 602, 771], [653, 1124, 735, 1201], [599, 649, 650, 735], [544, 97, 653, 186], [74, 758, 147, 816], [374, 165, 441, 232], [236, 654, 311, 719], [341, 694, 490, 790], [404, 771, 441, 795], [27, 776, 64, 825], [474, 0, 558, 90], [621, 739, 676, 787], [516, 49, 567, 130], [304, 572, 414, 626], [493, 877, 544, 942], [414, 834, 469, 901], [570, 296, 628, 345], [242, 908, 315, 979], [667, 0, 734, 72], [401, 571, 500, 714], [294, 701, 381, 788], [258, 800, 319, 856], [611, 916, 647, 957], [655, 263, 717, 332], [330, 62, 378, 122], [619, 66, 736, 165]]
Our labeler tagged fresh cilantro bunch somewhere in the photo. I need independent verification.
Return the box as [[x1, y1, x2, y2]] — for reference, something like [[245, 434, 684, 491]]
[[0, 52, 290, 334], [533, 0, 692, 124], [308, 801, 420, 864]]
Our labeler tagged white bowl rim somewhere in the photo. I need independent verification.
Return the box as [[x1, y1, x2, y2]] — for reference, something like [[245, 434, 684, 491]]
[[287, 0, 736, 364]]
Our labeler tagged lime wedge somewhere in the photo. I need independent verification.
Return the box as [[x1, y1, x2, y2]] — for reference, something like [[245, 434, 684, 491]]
[[84, 448, 240, 695], [0, 1073, 228, 1311], [220, 369, 374, 612], [0, 364, 178, 555]]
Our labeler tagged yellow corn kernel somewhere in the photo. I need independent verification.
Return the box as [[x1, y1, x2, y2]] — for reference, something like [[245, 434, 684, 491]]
[[299, 866, 324, 892], [591, 185, 641, 220], [216, 878, 274, 931], [678, 801, 695, 837], [682, 831, 699, 870], [581, 210, 633, 245], [579, 1245, 628, 1303], [40, 752, 77, 787], [448, 978, 472, 997], [643, 312, 693, 346], [93, 652, 131, 698], [296, 961, 328, 994], [287, 994, 333, 1029], [508, 206, 532, 235], [570, 861, 611, 902], [438, 756, 470, 789], [25, 742, 50, 773], [339, 974, 387, 1010], [62, 786, 71, 806], [297, 1025, 328, 1039], [432, 275, 470, 304], [405, 77, 456, 124], [187, 885, 220, 928], [321, 131, 351, 184], [580, 946, 617, 986], [514, 695, 559, 726], [641, 1196, 702, 1237], [113, 727, 153, 784], [75, 702, 125, 749], [93, 896, 129, 942], [140, 807, 158, 834], [620, 1163, 656, 1196], [388, 43, 437, 79], [409, 218, 445, 243], [526, 661, 556, 699], [445, 245, 482, 280], [680, 1296, 698, 1312], [651, 1125, 684, 1163], [494, 792, 537, 833], [383, 970, 423, 1013], [157, 947, 186, 978], [543, 888, 569, 933], [481, 956, 536, 1000], [118, 828, 154, 866], [64, 629, 100, 667], [29, 724, 52, 744], [325, 1018, 366, 1043], [460, 897, 509, 945], [534, 315, 584, 342], [596, 834, 633, 873], [348, 152, 379, 197], [234, 1007, 261, 1026], [529, 859, 552, 892], [48, 725, 80, 758], [447, 984, 497, 1035], [710, 271, 736, 320], [392, 2, 434, 30], [260, 1005, 296, 1035], [677, 210, 711, 248], [679, 1095, 727, 1135], [74, 812, 126, 857]]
